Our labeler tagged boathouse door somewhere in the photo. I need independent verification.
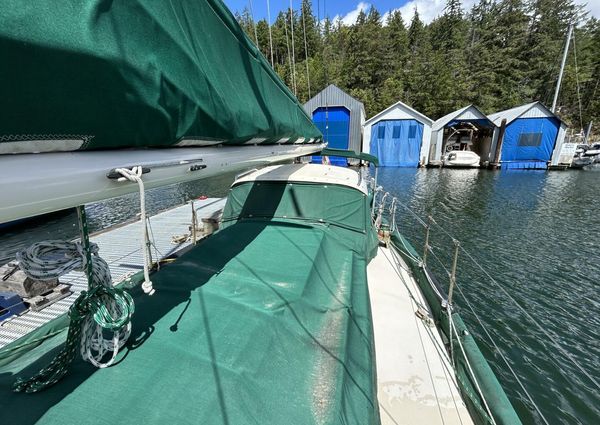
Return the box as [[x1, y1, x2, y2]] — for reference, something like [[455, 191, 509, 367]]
[[312, 106, 350, 166], [370, 119, 424, 167]]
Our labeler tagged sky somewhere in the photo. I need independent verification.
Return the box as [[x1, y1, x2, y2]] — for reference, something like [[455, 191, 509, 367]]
[[224, 0, 600, 25]]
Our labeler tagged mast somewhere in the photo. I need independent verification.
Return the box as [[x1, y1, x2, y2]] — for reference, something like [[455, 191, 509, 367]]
[[551, 23, 573, 113], [584, 121, 593, 144]]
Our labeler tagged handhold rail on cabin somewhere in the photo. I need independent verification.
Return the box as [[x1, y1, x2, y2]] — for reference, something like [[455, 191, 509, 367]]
[[319, 147, 379, 167]]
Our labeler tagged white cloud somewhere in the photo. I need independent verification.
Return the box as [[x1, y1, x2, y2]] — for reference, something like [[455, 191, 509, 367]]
[[396, 0, 599, 24], [394, 0, 477, 24], [331, 2, 371, 26], [330, 0, 598, 29]]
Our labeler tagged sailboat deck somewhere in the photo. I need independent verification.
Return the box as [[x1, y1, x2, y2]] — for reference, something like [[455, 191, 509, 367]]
[[0, 198, 226, 349], [368, 245, 474, 425], [0, 218, 378, 424]]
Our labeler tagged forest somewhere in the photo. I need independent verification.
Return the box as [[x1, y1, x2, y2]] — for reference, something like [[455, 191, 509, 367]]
[[235, 0, 600, 139]]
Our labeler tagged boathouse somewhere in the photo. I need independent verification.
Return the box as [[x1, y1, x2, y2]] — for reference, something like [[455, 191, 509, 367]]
[[489, 102, 567, 170], [304, 84, 365, 165], [362, 100, 433, 167], [430, 105, 496, 166]]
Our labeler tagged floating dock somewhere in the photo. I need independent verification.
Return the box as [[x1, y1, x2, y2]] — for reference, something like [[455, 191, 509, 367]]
[[0, 198, 226, 348]]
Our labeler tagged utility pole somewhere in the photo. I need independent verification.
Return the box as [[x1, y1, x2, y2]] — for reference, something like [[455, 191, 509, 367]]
[[552, 24, 573, 113]]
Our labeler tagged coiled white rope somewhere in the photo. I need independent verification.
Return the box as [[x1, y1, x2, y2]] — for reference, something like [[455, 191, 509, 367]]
[[115, 166, 155, 295], [16, 241, 133, 369]]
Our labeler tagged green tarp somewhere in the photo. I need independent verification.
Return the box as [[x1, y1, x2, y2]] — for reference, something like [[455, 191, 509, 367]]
[[222, 181, 379, 259], [0, 0, 321, 154], [0, 181, 379, 424]]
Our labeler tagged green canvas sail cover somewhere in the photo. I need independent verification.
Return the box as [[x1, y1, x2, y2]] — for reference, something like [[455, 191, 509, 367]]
[[0, 0, 321, 154]]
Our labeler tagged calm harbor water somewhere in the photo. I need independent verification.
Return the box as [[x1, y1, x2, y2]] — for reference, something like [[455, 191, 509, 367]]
[[1, 167, 599, 424]]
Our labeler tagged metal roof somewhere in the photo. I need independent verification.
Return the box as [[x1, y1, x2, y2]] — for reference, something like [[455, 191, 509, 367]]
[[304, 84, 366, 113], [432, 104, 494, 131], [365, 100, 433, 126], [488, 101, 563, 126]]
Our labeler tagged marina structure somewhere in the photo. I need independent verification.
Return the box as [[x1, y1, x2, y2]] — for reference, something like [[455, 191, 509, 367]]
[[0, 198, 226, 348], [303, 84, 365, 165], [362, 100, 433, 167], [430, 105, 496, 166], [489, 102, 568, 169]]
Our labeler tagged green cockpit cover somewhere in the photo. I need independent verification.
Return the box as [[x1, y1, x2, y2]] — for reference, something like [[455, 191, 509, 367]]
[[0, 0, 321, 154], [0, 181, 380, 424]]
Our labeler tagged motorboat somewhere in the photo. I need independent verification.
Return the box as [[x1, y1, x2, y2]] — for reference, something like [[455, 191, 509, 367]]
[[443, 150, 481, 168], [571, 143, 600, 169]]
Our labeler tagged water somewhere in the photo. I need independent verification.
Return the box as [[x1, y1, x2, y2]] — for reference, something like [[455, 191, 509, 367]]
[[0, 171, 238, 264], [1, 167, 599, 424], [377, 167, 600, 425]]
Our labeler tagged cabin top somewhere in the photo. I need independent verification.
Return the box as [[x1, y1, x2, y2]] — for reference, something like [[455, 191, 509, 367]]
[[233, 164, 368, 195]]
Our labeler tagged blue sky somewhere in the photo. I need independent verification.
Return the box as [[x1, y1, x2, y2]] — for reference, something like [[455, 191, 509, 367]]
[[224, 0, 599, 24]]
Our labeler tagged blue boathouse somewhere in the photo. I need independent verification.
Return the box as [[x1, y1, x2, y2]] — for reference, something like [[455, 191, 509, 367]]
[[489, 102, 568, 170]]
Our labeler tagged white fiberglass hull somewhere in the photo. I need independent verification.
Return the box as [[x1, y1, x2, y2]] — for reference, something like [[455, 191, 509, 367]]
[[443, 151, 481, 168], [0, 144, 324, 224]]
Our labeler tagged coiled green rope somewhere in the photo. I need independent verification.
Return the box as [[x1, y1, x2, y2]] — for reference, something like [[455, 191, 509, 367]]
[[12, 241, 135, 393]]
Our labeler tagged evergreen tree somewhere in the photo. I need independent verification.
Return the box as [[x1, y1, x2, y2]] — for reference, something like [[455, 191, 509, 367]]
[[407, 9, 425, 53], [231, 0, 599, 137], [466, 0, 501, 110]]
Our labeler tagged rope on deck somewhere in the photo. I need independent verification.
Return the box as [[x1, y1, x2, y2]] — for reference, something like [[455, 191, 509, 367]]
[[115, 166, 155, 296], [12, 241, 134, 393]]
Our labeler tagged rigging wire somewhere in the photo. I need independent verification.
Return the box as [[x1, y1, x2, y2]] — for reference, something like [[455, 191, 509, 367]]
[[248, 0, 259, 49], [323, 0, 329, 144], [385, 197, 579, 423], [289, 0, 298, 96], [283, 9, 294, 93], [453, 283, 551, 425], [266, 0, 274, 66], [301, 0, 311, 98], [457, 245, 600, 393], [572, 28, 584, 131], [392, 196, 600, 394]]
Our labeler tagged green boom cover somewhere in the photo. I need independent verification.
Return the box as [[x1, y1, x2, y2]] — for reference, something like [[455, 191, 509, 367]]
[[0, 0, 321, 154]]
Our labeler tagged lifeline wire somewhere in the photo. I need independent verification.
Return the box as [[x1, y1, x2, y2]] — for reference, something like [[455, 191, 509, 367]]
[[386, 195, 560, 424], [421, 209, 600, 392]]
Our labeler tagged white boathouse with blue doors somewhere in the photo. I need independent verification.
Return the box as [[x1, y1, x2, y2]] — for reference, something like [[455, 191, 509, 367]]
[[303, 84, 365, 165], [489, 101, 567, 169], [362, 100, 433, 167]]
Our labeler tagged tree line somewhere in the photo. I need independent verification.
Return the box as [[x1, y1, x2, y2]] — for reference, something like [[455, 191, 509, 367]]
[[236, 0, 600, 138]]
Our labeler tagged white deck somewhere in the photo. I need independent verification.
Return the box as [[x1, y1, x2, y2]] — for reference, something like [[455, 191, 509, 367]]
[[0, 197, 226, 348], [368, 245, 474, 425]]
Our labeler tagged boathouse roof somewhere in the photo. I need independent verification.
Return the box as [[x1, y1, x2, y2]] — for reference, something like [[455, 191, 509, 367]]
[[432, 104, 494, 131], [489, 101, 565, 126]]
